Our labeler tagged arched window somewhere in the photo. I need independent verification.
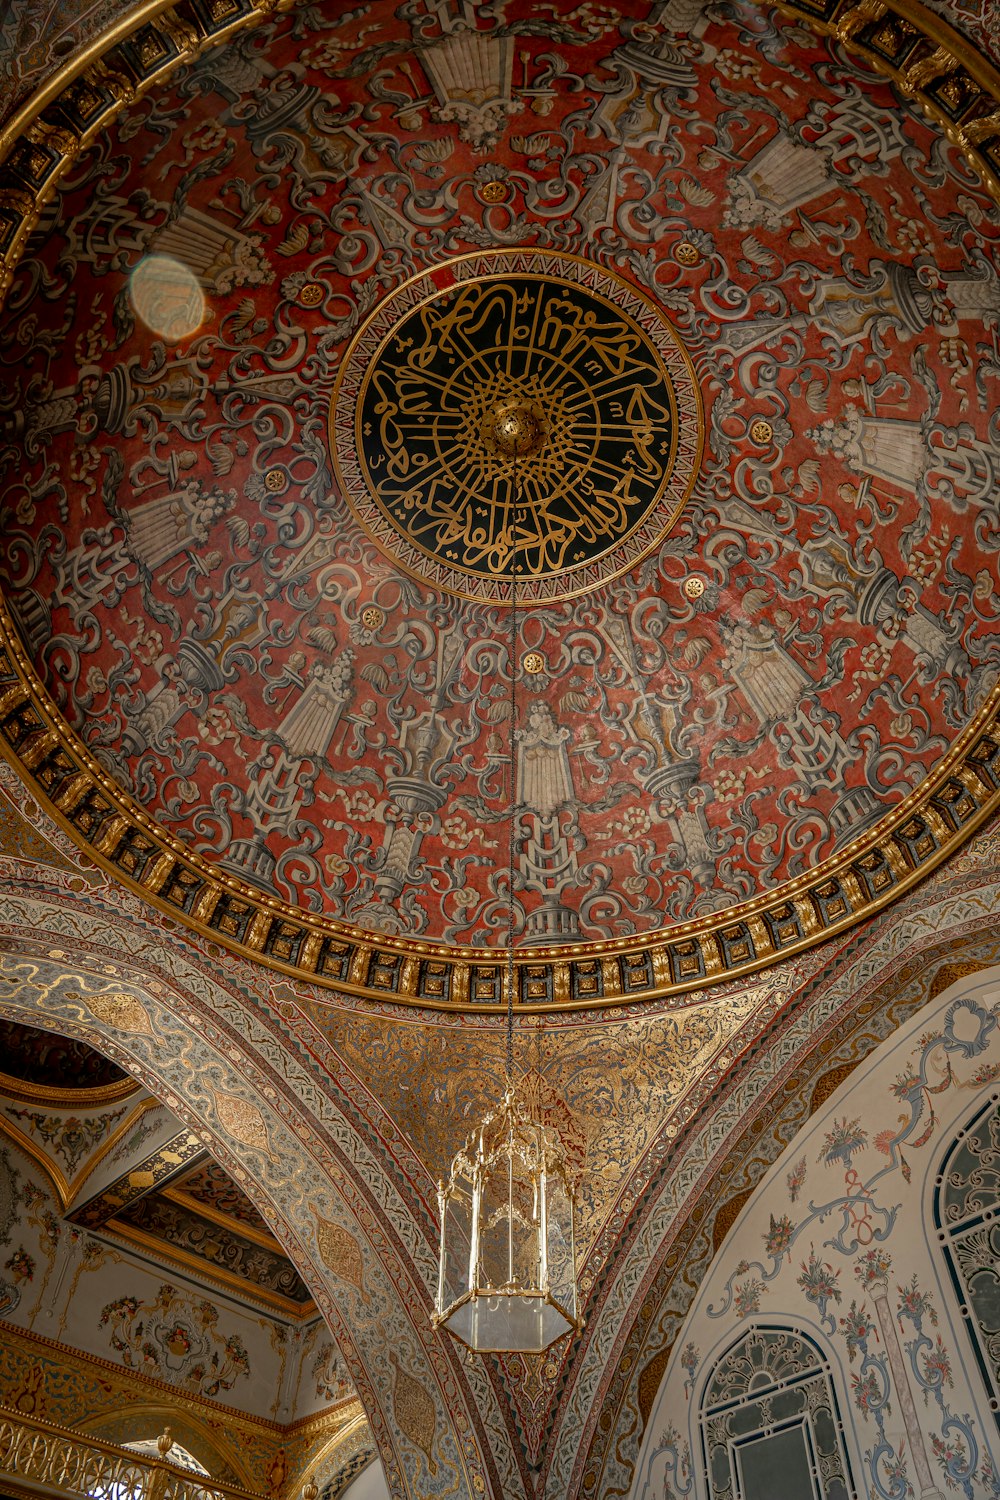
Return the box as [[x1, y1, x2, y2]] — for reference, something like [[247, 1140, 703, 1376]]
[[699, 1325, 855, 1500], [89, 1437, 211, 1498], [935, 1091, 1000, 1425], [123, 1437, 210, 1474]]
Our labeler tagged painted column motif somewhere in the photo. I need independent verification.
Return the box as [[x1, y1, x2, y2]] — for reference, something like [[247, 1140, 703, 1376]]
[[352, 632, 464, 933], [857, 1253, 945, 1500], [224, 650, 355, 890], [515, 701, 581, 942], [124, 482, 236, 573], [720, 617, 882, 841]]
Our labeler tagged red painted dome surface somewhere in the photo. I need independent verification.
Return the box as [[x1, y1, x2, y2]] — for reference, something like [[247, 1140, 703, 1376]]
[[2, 0, 999, 946]]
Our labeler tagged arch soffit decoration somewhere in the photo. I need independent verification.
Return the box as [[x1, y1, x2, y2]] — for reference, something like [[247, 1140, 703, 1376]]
[[573, 905, 1000, 1500], [0, 933, 521, 1500], [2, 788, 1000, 1499], [0, 0, 1000, 1013]]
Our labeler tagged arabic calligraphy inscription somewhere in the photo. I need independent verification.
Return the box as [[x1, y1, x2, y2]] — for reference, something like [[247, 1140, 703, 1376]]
[[331, 252, 701, 602]]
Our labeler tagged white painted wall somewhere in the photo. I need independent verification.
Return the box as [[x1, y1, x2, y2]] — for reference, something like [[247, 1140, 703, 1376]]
[[632, 963, 1000, 1500], [340, 1458, 391, 1500]]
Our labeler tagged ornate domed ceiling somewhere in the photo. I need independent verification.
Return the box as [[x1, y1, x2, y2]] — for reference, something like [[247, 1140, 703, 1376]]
[[0, 1016, 130, 1092], [1, 0, 1000, 1005]]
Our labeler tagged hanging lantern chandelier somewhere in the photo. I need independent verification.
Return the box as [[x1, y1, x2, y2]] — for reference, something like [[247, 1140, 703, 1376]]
[[432, 416, 583, 1354]]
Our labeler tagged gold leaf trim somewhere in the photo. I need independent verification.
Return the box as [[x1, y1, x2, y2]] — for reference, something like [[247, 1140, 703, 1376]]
[[310, 1204, 370, 1305], [212, 1090, 277, 1163], [66, 988, 155, 1036]]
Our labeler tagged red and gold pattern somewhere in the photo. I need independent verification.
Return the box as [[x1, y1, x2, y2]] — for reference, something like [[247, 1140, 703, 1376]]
[[1, 0, 1000, 970]]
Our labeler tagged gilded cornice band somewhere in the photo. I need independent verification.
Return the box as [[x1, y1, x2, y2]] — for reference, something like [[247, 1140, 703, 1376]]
[[1, 0, 999, 1012], [0, 1067, 139, 1106], [2, 631, 999, 1011]]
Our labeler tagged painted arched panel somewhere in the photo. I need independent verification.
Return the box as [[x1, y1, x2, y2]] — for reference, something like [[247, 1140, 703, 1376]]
[[936, 1091, 1000, 1430]]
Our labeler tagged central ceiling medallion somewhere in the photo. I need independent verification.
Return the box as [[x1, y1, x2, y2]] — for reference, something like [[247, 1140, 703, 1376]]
[[330, 250, 702, 603]]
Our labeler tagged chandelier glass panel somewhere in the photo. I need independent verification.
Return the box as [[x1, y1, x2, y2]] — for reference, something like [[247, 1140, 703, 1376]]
[[434, 1087, 580, 1352]]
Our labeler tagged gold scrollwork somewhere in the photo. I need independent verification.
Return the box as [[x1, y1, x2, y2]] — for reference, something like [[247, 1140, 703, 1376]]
[[0, 1404, 260, 1500]]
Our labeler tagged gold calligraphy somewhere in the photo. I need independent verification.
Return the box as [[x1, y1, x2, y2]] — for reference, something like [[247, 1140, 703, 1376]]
[[353, 272, 679, 581]]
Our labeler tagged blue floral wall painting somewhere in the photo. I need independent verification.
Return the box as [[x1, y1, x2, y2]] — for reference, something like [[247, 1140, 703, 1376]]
[[634, 968, 1000, 1500]]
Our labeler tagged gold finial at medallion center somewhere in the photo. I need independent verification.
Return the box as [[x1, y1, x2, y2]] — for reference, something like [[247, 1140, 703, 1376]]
[[486, 401, 547, 459]]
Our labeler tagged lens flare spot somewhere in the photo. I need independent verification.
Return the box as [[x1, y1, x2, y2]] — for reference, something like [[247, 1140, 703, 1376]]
[[130, 255, 205, 340]]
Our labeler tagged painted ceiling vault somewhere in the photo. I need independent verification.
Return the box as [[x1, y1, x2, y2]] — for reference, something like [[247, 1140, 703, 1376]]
[[0, 1014, 371, 1496], [1, 0, 1000, 1008], [1, 0, 1000, 1499]]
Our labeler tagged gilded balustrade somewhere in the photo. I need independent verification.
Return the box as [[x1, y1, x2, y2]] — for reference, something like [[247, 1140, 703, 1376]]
[[0, 1406, 264, 1500]]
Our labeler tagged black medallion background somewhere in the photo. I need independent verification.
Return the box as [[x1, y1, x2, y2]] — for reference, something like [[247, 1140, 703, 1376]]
[[334, 255, 701, 599], [357, 275, 678, 580]]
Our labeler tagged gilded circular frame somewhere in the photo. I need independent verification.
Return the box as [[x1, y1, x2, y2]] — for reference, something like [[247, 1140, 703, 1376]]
[[329, 253, 704, 609], [330, 250, 703, 604]]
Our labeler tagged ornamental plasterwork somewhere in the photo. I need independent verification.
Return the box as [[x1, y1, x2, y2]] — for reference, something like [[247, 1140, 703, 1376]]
[[1, 1, 1000, 1014]]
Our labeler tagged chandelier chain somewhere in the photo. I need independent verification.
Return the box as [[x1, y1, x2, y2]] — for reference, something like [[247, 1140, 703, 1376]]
[[505, 438, 518, 1085], [433, 392, 582, 1353]]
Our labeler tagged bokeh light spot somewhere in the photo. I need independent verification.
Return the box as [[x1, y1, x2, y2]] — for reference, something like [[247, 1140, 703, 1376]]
[[129, 254, 205, 340]]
